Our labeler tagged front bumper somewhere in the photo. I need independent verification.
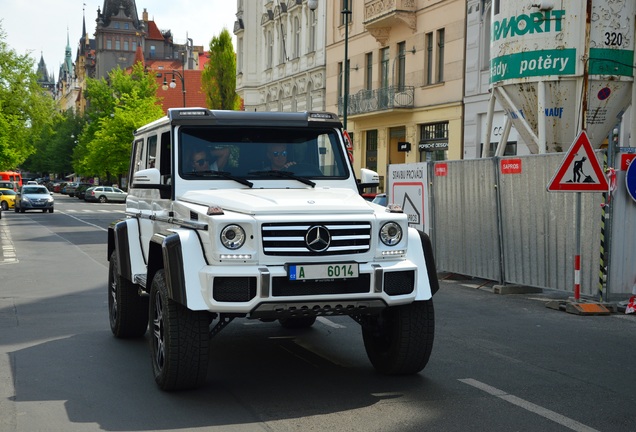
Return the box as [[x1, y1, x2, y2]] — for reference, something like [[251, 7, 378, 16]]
[[20, 200, 54, 210], [190, 260, 419, 318]]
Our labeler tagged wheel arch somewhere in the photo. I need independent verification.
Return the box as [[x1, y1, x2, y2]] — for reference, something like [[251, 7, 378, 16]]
[[149, 230, 208, 310], [406, 228, 440, 300]]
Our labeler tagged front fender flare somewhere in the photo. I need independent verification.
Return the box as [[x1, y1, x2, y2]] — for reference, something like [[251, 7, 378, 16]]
[[149, 230, 208, 310]]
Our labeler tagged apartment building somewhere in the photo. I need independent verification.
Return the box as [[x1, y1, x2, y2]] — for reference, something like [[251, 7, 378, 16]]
[[234, 0, 327, 112], [325, 0, 466, 190]]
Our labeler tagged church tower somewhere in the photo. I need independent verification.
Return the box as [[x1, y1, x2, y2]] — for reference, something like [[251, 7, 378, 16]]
[[36, 53, 55, 96], [94, 0, 145, 79]]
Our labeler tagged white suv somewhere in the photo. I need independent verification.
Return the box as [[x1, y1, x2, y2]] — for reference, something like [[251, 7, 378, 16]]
[[107, 108, 439, 390]]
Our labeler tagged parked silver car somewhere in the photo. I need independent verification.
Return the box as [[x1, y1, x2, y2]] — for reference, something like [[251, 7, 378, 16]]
[[84, 186, 127, 203], [15, 185, 55, 213]]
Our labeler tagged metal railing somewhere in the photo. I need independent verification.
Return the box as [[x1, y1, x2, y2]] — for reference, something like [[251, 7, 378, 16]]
[[338, 86, 414, 116]]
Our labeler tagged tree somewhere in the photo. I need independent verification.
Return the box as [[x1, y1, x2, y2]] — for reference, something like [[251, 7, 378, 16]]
[[202, 29, 240, 110], [23, 109, 85, 177], [0, 24, 56, 171], [75, 62, 164, 181]]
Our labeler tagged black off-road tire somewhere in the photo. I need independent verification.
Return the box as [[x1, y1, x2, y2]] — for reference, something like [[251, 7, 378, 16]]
[[150, 270, 210, 391], [362, 300, 435, 375], [108, 251, 148, 338], [278, 316, 317, 329]]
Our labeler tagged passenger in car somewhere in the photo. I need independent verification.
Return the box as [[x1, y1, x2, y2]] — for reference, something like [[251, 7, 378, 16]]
[[265, 144, 296, 171]]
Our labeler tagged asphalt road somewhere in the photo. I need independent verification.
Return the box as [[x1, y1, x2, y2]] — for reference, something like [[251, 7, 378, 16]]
[[0, 194, 634, 432]]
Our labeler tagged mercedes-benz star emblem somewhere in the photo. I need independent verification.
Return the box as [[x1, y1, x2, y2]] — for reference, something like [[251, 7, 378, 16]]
[[305, 225, 331, 252]]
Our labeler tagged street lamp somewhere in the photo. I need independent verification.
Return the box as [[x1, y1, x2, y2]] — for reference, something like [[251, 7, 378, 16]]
[[161, 55, 186, 107], [341, 0, 351, 130]]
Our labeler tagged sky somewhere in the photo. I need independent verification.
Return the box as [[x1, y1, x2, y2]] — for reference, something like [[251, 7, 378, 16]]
[[1, 0, 237, 76]]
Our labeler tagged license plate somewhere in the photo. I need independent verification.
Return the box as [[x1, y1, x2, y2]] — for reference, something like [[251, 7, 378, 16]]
[[288, 263, 359, 281]]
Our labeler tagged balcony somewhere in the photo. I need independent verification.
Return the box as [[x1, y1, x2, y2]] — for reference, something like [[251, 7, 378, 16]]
[[338, 86, 414, 116], [364, 0, 417, 44]]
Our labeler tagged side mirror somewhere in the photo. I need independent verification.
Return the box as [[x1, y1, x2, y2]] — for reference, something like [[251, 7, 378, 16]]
[[132, 168, 161, 186], [131, 168, 170, 197], [358, 168, 380, 193]]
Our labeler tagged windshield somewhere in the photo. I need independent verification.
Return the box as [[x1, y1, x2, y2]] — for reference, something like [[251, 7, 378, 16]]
[[178, 126, 349, 181], [23, 187, 48, 195]]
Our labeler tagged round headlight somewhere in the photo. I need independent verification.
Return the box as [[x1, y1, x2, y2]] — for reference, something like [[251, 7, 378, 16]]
[[220, 224, 246, 250], [380, 222, 402, 246]]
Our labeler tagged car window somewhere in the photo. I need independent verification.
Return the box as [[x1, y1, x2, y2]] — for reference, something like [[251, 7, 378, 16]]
[[114, 188, 124, 193], [178, 126, 349, 180], [23, 187, 48, 194], [105, 187, 114, 193]]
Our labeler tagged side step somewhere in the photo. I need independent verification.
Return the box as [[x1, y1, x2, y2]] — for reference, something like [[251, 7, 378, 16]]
[[133, 274, 147, 289]]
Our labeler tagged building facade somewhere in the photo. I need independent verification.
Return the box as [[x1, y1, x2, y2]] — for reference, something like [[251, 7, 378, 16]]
[[234, 0, 327, 112], [325, 0, 466, 191], [463, 0, 530, 158]]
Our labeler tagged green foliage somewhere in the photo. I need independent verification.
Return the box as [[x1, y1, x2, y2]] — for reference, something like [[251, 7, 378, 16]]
[[23, 109, 85, 175], [0, 24, 56, 171], [202, 28, 240, 110], [75, 63, 164, 178]]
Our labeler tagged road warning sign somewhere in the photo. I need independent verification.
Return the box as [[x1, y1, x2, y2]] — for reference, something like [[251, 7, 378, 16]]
[[547, 131, 609, 192]]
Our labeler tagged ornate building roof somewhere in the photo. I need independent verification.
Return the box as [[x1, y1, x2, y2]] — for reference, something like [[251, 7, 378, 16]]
[[97, 0, 140, 28]]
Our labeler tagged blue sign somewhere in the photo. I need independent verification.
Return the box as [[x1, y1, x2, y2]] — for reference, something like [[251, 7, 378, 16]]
[[627, 160, 636, 202]]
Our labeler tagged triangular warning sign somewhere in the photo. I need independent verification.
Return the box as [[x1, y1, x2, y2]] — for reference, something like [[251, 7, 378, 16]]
[[547, 131, 609, 192]]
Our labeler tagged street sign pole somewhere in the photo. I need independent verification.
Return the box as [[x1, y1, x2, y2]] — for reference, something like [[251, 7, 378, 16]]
[[545, 131, 611, 315], [574, 192, 582, 300]]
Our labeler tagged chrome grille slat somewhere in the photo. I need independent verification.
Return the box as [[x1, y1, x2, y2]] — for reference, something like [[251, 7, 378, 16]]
[[262, 221, 372, 256]]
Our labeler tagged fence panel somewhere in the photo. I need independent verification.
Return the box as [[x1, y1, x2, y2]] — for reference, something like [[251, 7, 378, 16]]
[[431, 159, 502, 282]]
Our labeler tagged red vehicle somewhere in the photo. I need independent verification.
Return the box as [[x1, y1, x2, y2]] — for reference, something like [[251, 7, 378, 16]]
[[0, 171, 22, 191]]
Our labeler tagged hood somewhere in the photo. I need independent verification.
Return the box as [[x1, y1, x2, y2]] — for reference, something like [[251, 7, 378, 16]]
[[179, 188, 374, 215]]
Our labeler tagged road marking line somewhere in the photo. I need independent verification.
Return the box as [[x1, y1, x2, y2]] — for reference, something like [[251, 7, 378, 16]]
[[459, 378, 600, 432], [58, 211, 108, 231]]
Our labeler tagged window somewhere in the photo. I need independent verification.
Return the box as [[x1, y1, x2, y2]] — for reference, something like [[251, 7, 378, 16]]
[[115, 40, 120, 50], [293, 16, 300, 58], [238, 37, 244, 72], [106, 39, 112, 50], [337, 62, 344, 100], [397, 42, 406, 90], [380, 47, 389, 88], [425, 32, 433, 84], [308, 9, 316, 52], [340, 0, 352, 26], [147, 135, 158, 169], [365, 130, 378, 171], [124, 23, 129, 30], [150, 45, 156, 59], [365, 52, 373, 90], [279, 24, 286, 64], [114, 22, 120, 29], [419, 122, 449, 162], [132, 41, 137, 51], [437, 29, 445, 82], [267, 31, 273, 68], [124, 41, 129, 51]]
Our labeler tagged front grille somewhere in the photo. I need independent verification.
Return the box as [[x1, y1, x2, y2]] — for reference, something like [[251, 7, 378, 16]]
[[213, 277, 257, 302], [262, 221, 371, 256], [272, 274, 371, 296], [383, 271, 415, 296]]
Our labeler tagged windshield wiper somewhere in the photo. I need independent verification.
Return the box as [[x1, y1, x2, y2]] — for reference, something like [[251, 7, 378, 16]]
[[250, 170, 316, 188], [185, 170, 253, 188]]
